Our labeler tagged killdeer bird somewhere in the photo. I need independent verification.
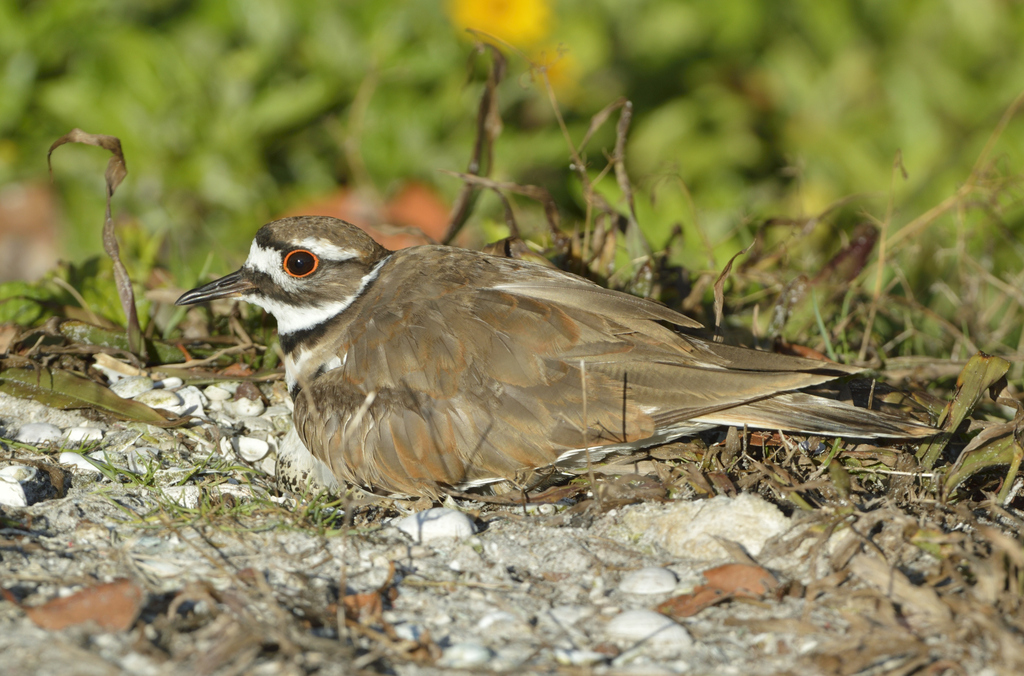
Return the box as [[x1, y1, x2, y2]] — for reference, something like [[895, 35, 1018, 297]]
[[177, 216, 935, 497]]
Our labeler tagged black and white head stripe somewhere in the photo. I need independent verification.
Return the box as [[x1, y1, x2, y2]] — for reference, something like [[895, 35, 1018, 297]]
[[244, 246, 390, 335]]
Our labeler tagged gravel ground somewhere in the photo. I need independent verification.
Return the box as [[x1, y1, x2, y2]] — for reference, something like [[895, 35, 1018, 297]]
[[1, 385, 1021, 675]]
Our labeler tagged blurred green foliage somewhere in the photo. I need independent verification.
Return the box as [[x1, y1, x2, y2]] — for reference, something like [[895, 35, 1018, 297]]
[[2, 0, 1024, 363]]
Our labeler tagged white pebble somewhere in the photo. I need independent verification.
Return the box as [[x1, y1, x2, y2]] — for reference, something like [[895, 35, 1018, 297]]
[[548, 605, 596, 627], [0, 465, 36, 483], [393, 623, 424, 642], [553, 648, 607, 667], [622, 493, 792, 560], [216, 484, 254, 500], [59, 452, 103, 473], [0, 479, 28, 507], [478, 610, 518, 630], [239, 416, 273, 432], [233, 437, 270, 462], [15, 422, 62, 444], [0, 465, 40, 507], [438, 642, 492, 669], [203, 385, 232, 401], [394, 508, 477, 543], [164, 485, 202, 509], [605, 610, 692, 647], [264, 404, 291, 418], [64, 426, 104, 443], [135, 389, 184, 410], [175, 386, 208, 417], [225, 397, 265, 418], [110, 376, 154, 399], [133, 557, 183, 578], [259, 456, 276, 476], [154, 376, 183, 389], [619, 567, 678, 595]]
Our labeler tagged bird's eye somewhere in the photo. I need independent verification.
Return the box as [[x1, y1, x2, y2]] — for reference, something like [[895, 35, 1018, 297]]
[[283, 249, 319, 278]]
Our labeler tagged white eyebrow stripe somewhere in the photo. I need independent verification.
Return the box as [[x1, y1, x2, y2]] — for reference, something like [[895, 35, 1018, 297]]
[[294, 238, 360, 262]]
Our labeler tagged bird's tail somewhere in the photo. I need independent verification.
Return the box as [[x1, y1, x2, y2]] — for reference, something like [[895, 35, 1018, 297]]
[[692, 391, 936, 439]]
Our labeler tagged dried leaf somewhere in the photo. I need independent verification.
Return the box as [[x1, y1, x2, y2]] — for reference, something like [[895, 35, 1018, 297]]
[[21, 579, 144, 631], [658, 587, 728, 618], [658, 563, 778, 619], [0, 324, 19, 354], [713, 242, 754, 342], [810, 223, 878, 285], [48, 130, 145, 360], [343, 591, 383, 624], [219, 362, 254, 378], [702, 563, 778, 596]]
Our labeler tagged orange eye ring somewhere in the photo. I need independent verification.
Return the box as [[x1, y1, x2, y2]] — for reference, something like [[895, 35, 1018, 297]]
[[283, 249, 319, 278]]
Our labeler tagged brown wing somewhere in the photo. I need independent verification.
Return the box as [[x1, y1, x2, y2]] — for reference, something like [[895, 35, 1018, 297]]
[[294, 248, 926, 496]]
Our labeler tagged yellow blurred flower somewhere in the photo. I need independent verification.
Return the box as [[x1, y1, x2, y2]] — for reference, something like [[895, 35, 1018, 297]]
[[448, 0, 552, 47]]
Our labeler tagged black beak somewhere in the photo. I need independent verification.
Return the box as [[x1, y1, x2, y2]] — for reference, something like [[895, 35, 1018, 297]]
[[176, 270, 255, 306]]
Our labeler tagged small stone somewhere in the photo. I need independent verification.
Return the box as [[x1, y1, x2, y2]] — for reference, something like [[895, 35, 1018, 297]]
[[619, 493, 792, 560], [478, 610, 518, 630], [438, 642, 492, 669], [134, 557, 183, 578], [135, 389, 184, 411], [553, 648, 608, 667], [175, 386, 208, 417], [154, 376, 183, 389], [203, 385, 232, 401], [0, 465, 36, 483], [15, 422, 62, 444], [225, 397, 265, 418], [239, 416, 273, 432], [394, 508, 477, 543], [263, 404, 291, 418], [0, 473, 28, 507], [64, 426, 104, 443], [619, 567, 678, 595], [216, 484, 254, 500], [547, 605, 596, 627], [110, 376, 155, 399], [164, 485, 201, 509], [59, 452, 103, 473], [393, 623, 424, 642], [234, 437, 270, 462], [0, 465, 52, 507], [605, 610, 692, 647]]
